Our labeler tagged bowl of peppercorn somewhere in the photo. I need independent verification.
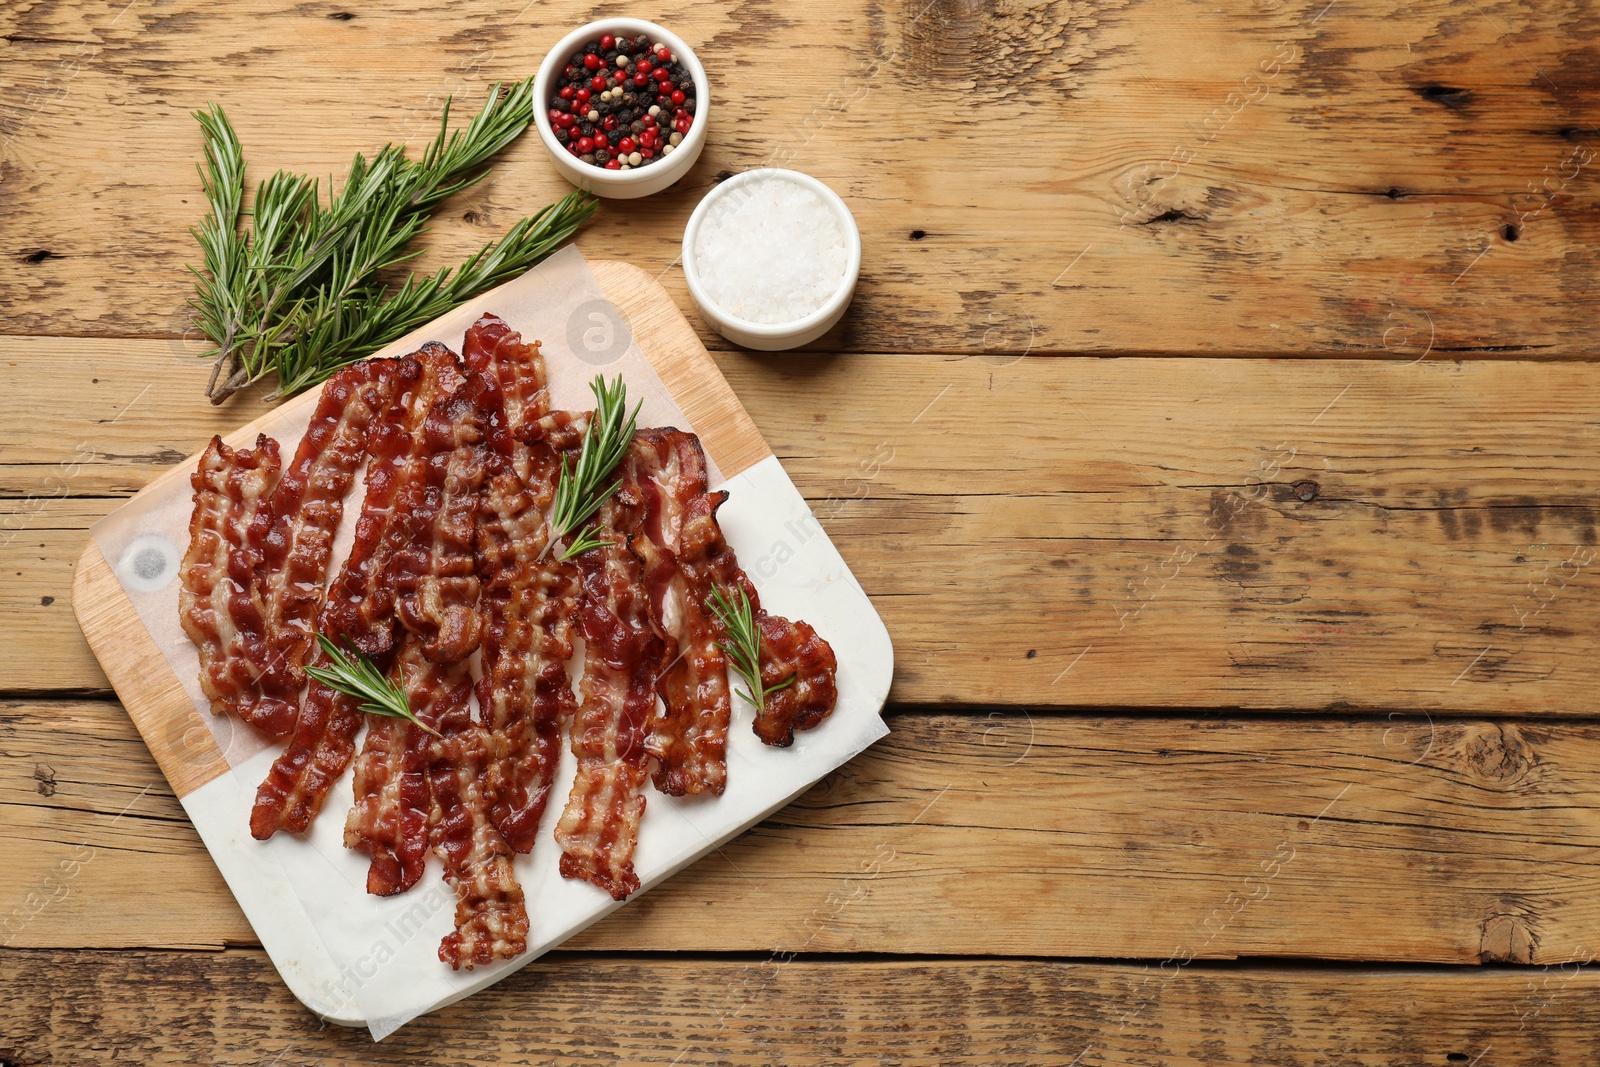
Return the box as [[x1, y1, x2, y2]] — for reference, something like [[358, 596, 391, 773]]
[[534, 18, 708, 199]]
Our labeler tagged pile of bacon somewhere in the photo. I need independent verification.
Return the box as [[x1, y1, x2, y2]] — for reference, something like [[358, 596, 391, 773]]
[[178, 314, 837, 969]]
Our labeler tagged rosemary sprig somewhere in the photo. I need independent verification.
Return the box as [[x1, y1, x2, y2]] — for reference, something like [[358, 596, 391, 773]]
[[708, 585, 797, 714], [551, 375, 640, 561], [188, 80, 598, 403], [303, 633, 439, 737]]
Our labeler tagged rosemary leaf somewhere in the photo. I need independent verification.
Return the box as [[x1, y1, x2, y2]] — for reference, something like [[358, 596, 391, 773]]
[[550, 375, 641, 558], [708, 585, 797, 714], [303, 633, 439, 736], [188, 80, 598, 403]]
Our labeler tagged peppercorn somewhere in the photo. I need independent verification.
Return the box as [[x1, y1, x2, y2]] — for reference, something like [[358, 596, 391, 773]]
[[550, 30, 695, 172]]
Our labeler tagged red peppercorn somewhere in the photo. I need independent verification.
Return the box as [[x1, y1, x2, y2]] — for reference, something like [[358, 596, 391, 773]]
[[632, 72, 648, 87], [617, 136, 636, 154], [559, 85, 575, 100], [643, 114, 657, 128], [590, 74, 607, 91], [605, 159, 621, 170], [564, 64, 577, 79], [636, 58, 652, 73], [672, 107, 687, 118], [568, 142, 582, 156], [675, 115, 691, 133], [670, 89, 686, 104], [600, 32, 615, 50], [576, 136, 594, 153], [639, 130, 657, 147], [583, 53, 601, 70], [603, 115, 617, 130], [575, 87, 591, 104], [653, 68, 671, 84], [641, 148, 654, 159]]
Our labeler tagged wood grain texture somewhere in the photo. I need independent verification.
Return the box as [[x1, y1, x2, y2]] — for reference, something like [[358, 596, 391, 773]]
[[6, 700, 1596, 966], [14, 347, 1600, 713], [2, 948, 1594, 1065], [71, 543, 229, 795], [3, 0, 1598, 355]]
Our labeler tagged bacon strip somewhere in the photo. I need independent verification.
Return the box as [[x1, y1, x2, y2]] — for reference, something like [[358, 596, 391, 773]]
[[628, 430, 734, 796], [476, 439, 579, 853], [389, 371, 491, 664], [340, 347, 473, 889], [252, 350, 455, 840], [424, 650, 530, 968], [464, 313, 550, 443], [343, 637, 444, 895], [466, 317, 582, 853], [179, 434, 287, 734], [554, 453, 667, 900], [237, 361, 397, 721], [749, 611, 839, 747], [698, 548, 839, 749], [322, 344, 465, 658], [248, 662, 364, 839]]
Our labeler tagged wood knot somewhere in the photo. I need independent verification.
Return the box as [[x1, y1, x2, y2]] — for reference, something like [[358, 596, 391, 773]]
[[1417, 84, 1472, 110], [1292, 480, 1320, 502], [33, 762, 56, 797], [1461, 723, 1533, 788], [1480, 901, 1539, 963]]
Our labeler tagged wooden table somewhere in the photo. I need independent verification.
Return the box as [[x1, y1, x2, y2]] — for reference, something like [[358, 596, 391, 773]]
[[5, 0, 1599, 1061]]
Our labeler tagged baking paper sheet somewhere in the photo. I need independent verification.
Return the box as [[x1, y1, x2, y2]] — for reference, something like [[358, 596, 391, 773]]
[[87, 247, 893, 1038]]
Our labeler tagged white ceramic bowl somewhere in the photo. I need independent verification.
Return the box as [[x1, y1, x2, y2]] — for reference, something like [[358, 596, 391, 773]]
[[533, 18, 709, 199], [681, 169, 862, 351]]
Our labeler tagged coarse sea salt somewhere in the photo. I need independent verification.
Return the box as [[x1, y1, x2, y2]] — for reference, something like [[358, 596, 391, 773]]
[[691, 174, 849, 324]]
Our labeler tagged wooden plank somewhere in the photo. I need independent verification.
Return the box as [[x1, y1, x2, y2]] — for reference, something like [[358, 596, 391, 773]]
[[1, 496, 110, 693], [14, 348, 1600, 712], [6, 700, 1597, 965], [3, 948, 1595, 1063], [3, 0, 1597, 355]]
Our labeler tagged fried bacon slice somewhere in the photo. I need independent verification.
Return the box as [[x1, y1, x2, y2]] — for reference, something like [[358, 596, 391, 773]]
[[389, 372, 491, 665], [476, 438, 579, 853], [179, 434, 289, 734], [248, 660, 364, 839], [424, 651, 530, 968], [234, 361, 398, 736], [554, 455, 666, 900], [251, 350, 456, 840], [322, 344, 465, 658], [698, 554, 838, 749], [464, 313, 551, 443], [749, 611, 839, 747], [467, 316, 581, 853], [627, 430, 734, 796], [343, 637, 445, 895]]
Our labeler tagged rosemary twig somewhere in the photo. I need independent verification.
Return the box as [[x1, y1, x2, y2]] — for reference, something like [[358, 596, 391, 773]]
[[188, 80, 598, 403], [709, 585, 796, 714], [551, 375, 640, 561], [303, 633, 439, 737]]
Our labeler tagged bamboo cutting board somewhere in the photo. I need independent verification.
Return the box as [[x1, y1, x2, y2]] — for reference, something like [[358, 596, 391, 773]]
[[70, 254, 894, 1036]]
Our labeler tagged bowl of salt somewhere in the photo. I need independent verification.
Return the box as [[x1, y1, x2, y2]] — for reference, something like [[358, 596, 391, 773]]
[[681, 168, 861, 351]]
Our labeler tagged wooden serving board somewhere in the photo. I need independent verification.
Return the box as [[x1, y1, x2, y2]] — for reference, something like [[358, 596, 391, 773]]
[[69, 254, 893, 1035]]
